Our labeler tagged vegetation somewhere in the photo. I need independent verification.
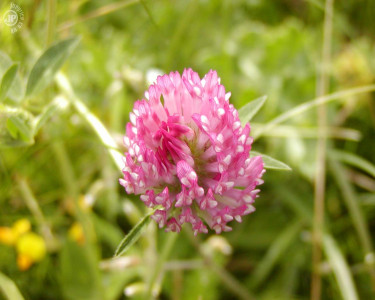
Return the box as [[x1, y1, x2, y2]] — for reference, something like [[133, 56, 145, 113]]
[[1, 0, 374, 299]]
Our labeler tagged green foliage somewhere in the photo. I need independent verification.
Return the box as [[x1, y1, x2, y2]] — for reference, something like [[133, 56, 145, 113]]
[[0, 105, 35, 147], [0, 64, 19, 101], [60, 240, 102, 300], [323, 234, 359, 300], [250, 151, 292, 171], [0, 272, 24, 300], [238, 95, 267, 125], [0, 52, 24, 102], [26, 37, 81, 97], [114, 209, 153, 257], [0, 0, 374, 300]]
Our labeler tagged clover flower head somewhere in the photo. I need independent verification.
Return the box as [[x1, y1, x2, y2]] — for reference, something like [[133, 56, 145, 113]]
[[120, 68, 265, 234]]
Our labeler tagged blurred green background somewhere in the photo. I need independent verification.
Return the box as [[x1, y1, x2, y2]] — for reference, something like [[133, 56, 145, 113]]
[[1, 0, 375, 299]]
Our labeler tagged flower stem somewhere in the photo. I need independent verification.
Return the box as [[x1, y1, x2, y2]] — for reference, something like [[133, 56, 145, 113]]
[[185, 229, 255, 300], [46, 0, 56, 46], [145, 233, 178, 299]]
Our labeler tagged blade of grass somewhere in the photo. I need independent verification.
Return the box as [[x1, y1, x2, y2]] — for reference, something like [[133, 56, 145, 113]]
[[348, 170, 375, 192], [251, 123, 361, 141], [253, 84, 375, 140], [0, 272, 24, 300], [323, 234, 359, 300], [328, 156, 375, 288], [58, 0, 139, 31], [17, 177, 57, 251], [248, 219, 303, 289]]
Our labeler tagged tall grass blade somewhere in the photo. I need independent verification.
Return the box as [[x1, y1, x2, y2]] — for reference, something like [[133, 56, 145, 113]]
[[0, 272, 24, 300], [323, 234, 359, 300]]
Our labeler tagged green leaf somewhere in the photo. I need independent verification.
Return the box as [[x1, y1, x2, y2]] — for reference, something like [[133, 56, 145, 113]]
[[8, 116, 33, 142], [323, 234, 359, 300], [329, 158, 373, 262], [0, 64, 19, 101], [0, 272, 25, 300], [238, 95, 267, 125], [26, 37, 80, 97], [0, 105, 35, 147], [33, 96, 68, 134], [114, 210, 154, 257], [0, 52, 24, 102], [330, 149, 375, 178], [250, 151, 292, 171], [6, 117, 18, 139]]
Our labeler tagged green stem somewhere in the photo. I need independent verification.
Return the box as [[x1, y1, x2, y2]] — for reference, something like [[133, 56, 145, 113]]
[[46, 0, 57, 46], [58, 0, 139, 31], [55, 73, 123, 172], [51, 141, 79, 197], [185, 229, 255, 300], [145, 233, 178, 299], [17, 177, 57, 251]]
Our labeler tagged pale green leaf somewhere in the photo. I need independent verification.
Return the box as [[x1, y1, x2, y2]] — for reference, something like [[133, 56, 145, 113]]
[[0, 64, 19, 101], [0, 105, 35, 147], [250, 151, 292, 171], [6, 117, 18, 139], [33, 96, 68, 134], [0, 272, 25, 300], [26, 37, 80, 97], [238, 95, 267, 125], [323, 234, 359, 300], [8, 116, 33, 142], [114, 210, 154, 257], [0, 52, 24, 102]]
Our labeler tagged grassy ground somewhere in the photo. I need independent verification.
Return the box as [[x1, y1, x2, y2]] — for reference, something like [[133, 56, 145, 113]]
[[1, 0, 375, 299]]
